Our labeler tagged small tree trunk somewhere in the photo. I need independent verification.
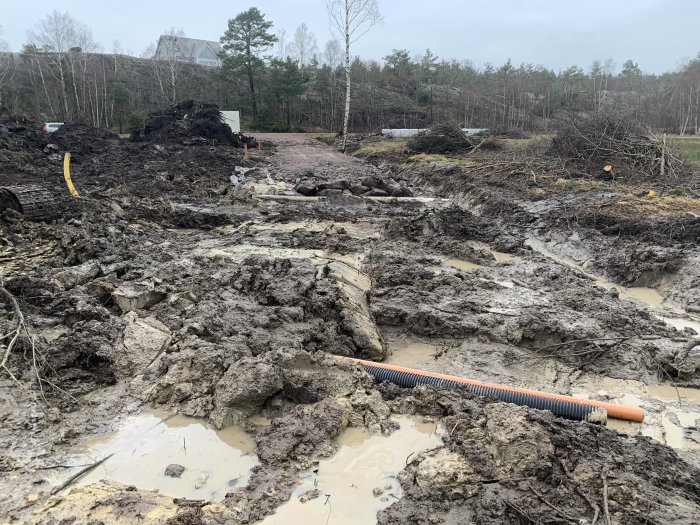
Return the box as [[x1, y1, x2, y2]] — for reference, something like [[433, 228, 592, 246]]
[[341, 1, 351, 152]]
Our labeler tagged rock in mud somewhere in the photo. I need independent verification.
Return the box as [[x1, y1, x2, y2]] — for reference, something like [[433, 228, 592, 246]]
[[164, 463, 186, 478], [319, 188, 343, 197], [211, 358, 284, 428], [51, 261, 101, 290], [112, 283, 166, 313], [335, 280, 385, 360], [255, 397, 352, 465], [318, 179, 350, 191], [116, 313, 171, 376], [295, 184, 317, 196], [349, 184, 369, 195]]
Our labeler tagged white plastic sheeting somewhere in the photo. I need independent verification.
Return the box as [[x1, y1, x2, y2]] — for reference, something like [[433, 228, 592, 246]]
[[381, 128, 487, 138]]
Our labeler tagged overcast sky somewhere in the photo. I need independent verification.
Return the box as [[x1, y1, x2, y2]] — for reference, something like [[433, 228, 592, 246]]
[[0, 0, 697, 74]]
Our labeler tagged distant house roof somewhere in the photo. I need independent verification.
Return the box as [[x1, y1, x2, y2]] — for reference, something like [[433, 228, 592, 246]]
[[154, 35, 222, 67]]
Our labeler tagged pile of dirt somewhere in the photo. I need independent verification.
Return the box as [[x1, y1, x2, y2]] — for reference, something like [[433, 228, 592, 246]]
[[0, 107, 39, 130], [549, 112, 687, 178], [130, 99, 256, 148], [50, 122, 120, 155], [378, 384, 700, 524]]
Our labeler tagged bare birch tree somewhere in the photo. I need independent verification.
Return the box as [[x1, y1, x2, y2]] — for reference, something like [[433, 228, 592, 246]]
[[0, 27, 13, 107], [0, 26, 8, 52], [152, 28, 188, 105], [27, 11, 98, 120], [288, 23, 318, 68], [324, 0, 381, 151], [276, 29, 287, 59], [323, 39, 342, 68]]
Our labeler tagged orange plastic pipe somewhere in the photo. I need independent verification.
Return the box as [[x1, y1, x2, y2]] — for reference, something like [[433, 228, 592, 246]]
[[343, 357, 644, 422]]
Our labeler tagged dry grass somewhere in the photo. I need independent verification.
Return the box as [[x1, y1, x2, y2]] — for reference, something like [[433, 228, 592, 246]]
[[669, 135, 700, 165], [407, 153, 452, 162], [549, 177, 604, 192], [599, 194, 700, 218], [500, 134, 553, 152], [352, 138, 407, 157]]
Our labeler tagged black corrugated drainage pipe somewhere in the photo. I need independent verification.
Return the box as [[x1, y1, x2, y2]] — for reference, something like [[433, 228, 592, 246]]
[[343, 357, 645, 425]]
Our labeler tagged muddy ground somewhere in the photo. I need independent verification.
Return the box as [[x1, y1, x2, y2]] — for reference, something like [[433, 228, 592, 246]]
[[1, 122, 700, 524]]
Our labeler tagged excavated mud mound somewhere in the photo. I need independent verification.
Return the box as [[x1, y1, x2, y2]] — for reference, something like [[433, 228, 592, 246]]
[[130, 99, 255, 147], [378, 385, 700, 525], [50, 122, 120, 156]]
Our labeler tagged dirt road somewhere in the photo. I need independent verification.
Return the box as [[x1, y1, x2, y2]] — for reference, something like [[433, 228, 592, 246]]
[[1, 127, 699, 524]]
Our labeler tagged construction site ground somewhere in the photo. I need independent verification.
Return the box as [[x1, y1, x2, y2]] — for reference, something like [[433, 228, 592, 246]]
[[1, 127, 700, 524]]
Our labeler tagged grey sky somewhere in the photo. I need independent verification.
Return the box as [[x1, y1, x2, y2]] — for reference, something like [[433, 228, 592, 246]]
[[0, 0, 697, 73]]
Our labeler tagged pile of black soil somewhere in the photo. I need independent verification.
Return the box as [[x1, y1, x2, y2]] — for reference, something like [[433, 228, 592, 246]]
[[130, 99, 255, 148], [50, 123, 120, 156]]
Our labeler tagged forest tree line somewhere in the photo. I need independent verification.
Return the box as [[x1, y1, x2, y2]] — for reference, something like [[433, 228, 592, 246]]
[[0, 10, 699, 134]]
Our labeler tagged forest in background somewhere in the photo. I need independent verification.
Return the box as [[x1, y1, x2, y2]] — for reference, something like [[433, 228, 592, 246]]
[[1, 9, 699, 134]]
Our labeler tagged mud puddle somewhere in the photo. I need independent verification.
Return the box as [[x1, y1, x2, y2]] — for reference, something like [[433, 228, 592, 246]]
[[72, 411, 258, 501], [430, 243, 520, 274], [525, 237, 700, 334], [259, 415, 442, 525], [571, 377, 700, 451], [385, 341, 441, 368], [386, 337, 700, 453], [513, 358, 700, 452], [444, 258, 481, 271], [383, 331, 444, 369]]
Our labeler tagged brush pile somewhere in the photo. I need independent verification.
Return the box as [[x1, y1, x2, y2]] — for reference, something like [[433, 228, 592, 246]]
[[550, 112, 687, 178], [407, 123, 479, 154]]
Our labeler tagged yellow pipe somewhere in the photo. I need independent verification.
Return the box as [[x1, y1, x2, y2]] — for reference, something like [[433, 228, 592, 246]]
[[63, 152, 80, 198]]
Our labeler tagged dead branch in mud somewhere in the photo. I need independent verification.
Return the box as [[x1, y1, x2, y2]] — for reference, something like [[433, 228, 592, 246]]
[[50, 453, 114, 495], [601, 472, 611, 525], [559, 458, 600, 525], [0, 284, 25, 370], [503, 500, 537, 524], [1, 283, 77, 407], [528, 483, 581, 523], [539, 336, 631, 350]]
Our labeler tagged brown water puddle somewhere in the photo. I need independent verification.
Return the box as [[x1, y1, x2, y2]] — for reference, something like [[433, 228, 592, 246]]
[[525, 237, 700, 335], [73, 411, 258, 501], [568, 377, 700, 450], [385, 341, 440, 368], [471, 241, 521, 264], [258, 415, 442, 525], [433, 243, 520, 275], [444, 258, 481, 271]]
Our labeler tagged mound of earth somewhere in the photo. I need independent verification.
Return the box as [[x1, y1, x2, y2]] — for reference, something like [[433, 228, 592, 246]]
[[130, 99, 256, 148]]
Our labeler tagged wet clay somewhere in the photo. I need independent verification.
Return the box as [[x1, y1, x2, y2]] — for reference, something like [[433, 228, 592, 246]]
[[259, 415, 442, 525]]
